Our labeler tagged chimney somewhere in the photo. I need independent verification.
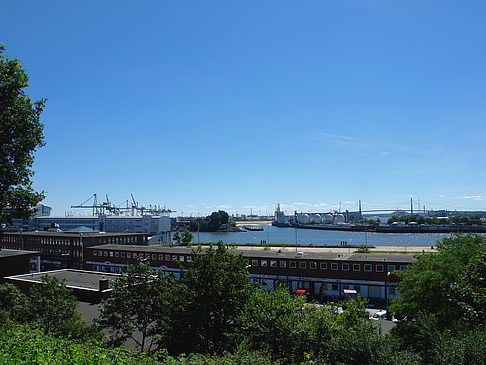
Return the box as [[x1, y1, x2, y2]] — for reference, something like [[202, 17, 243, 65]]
[[99, 279, 109, 291]]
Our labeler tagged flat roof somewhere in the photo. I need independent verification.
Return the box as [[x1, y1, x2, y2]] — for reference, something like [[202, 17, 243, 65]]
[[2, 231, 146, 237], [6, 269, 119, 290], [0, 249, 39, 258], [88, 244, 416, 263]]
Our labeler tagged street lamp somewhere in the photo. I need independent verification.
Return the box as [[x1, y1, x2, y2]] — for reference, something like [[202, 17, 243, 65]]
[[385, 271, 391, 307]]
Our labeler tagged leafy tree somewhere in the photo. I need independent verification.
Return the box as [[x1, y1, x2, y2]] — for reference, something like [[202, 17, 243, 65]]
[[28, 276, 78, 334], [0, 44, 46, 225], [167, 241, 253, 354], [0, 283, 29, 323], [181, 228, 193, 244], [98, 260, 172, 353], [391, 234, 485, 329], [451, 251, 486, 326], [173, 229, 193, 244]]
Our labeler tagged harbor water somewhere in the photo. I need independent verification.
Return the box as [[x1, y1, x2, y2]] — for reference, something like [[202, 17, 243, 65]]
[[188, 225, 458, 246]]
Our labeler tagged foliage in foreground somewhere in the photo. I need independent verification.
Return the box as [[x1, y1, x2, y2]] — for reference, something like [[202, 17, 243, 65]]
[[0, 322, 273, 365]]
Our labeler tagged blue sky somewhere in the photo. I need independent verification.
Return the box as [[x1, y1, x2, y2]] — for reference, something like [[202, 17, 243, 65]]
[[2, 0, 486, 217]]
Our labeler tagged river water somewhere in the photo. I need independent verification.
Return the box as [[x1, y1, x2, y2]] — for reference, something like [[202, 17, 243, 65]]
[[187, 225, 455, 246]]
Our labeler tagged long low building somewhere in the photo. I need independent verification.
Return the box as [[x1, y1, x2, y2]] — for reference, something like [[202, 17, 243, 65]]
[[28, 214, 171, 241], [0, 232, 148, 271], [84, 244, 415, 303]]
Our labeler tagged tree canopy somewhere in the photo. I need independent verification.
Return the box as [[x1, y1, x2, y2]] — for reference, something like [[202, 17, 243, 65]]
[[0, 44, 45, 224]]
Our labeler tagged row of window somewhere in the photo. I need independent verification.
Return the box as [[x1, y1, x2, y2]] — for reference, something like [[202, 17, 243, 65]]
[[99, 236, 139, 245], [92, 250, 193, 263], [250, 258, 407, 273]]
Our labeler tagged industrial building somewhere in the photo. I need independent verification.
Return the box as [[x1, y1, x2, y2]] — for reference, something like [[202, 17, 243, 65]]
[[28, 214, 171, 241], [84, 244, 414, 303], [0, 231, 148, 271]]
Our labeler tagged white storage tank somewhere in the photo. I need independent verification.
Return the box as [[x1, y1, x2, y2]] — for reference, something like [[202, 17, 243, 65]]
[[334, 213, 345, 224], [324, 214, 334, 224], [297, 214, 310, 224], [309, 214, 322, 224]]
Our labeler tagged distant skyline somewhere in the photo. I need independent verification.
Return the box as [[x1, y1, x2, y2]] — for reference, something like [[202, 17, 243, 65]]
[[2, 0, 485, 216]]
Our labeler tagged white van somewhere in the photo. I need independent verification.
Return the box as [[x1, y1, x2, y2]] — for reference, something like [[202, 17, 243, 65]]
[[371, 310, 387, 320]]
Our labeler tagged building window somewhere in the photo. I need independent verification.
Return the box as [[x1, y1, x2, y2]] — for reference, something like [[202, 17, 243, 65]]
[[299, 262, 306, 269], [165, 255, 170, 261], [261, 260, 267, 267], [145, 254, 150, 259], [127, 252, 131, 258], [187, 256, 192, 263], [320, 262, 327, 270], [109, 252, 114, 257], [364, 264, 372, 272], [310, 262, 317, 270], [179, 256, 185, 262], [252, 259, 258, 267], [342, 263, 349, 271], [104, 251, 108, 257], [158, 254, 163, 260], [355, 286, 361, 293], [331, 263, 338, 270], [353, 264, 360, 271], [98, 250, 103, 256], [280, 261, 286, 268], [172, 255, 178, 261], [121, 252, 125, 258], [387, 265, 395, 273], [270, 260, 277, 268], [290, 261, 296, 269], [400, 265, 407, 271], [332, 283, 338, 291], [115, 252, 119, 258], [376, 264, 384, 272], [93, 251, 97, 256]]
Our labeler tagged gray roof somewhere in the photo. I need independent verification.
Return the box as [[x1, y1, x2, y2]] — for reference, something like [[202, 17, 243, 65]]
[[89, 244, 416, 263], [3, 231, 145, 238], [0, 249, 40, 258], [7, 269, 119, 290]]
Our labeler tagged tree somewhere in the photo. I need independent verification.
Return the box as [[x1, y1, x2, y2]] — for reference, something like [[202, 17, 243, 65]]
[[0, 283, 29, 323], [28, 276, 78, 334], [0, 44, 46, 225], [173, 229, 193, 244], [391, 234, 485, 329], [167, 241, 253, 354], [451, 251, 486, 326], [98, 260, 173, 353]]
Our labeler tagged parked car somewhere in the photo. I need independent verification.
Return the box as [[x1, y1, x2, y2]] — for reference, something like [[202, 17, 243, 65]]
[[371, 310, 387, 320]]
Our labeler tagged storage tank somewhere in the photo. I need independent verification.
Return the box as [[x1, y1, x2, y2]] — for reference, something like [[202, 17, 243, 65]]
[[334, 213, 345, 224], [296, 214, 310, 224], [309, 214, 322, 224], [324, 214, 334, 224]]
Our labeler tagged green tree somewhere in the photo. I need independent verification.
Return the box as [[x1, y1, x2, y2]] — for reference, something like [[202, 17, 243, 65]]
[[0, 283, 29, 323], [0, 44, 46, 225], [28, 276, 78, 334], [181, 228, 193, 244], [451, 251, 486, 326], [98, 260, 172, 353], [391, 234, 485, 329], [167, 241, 253, 354]]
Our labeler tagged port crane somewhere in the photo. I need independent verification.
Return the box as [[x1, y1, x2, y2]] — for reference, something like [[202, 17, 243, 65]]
[[70, 193, 174, 217]]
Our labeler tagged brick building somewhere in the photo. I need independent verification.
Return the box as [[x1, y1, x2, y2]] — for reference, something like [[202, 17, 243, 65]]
[[0, 232, 148, 271], [84, 244, 415, 303]]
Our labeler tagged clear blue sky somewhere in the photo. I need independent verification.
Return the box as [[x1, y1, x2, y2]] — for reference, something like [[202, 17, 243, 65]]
[[2, 0, 486, 216]]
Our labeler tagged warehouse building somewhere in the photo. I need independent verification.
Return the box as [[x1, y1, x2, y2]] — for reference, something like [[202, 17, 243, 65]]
[[84, 245, 415, 303]]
